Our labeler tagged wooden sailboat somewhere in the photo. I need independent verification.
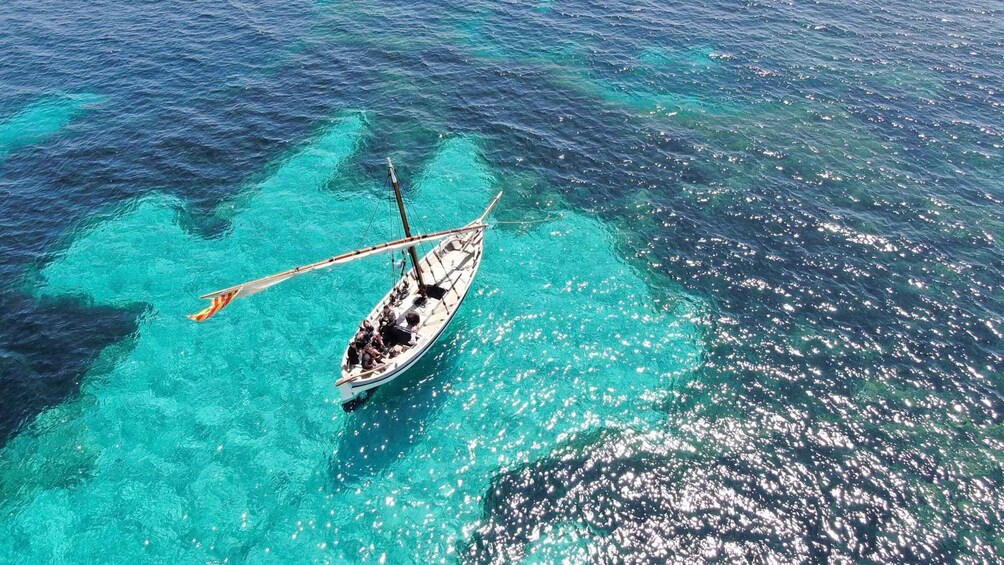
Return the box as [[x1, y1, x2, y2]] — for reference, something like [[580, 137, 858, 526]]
[[190, 158, 501, 409]]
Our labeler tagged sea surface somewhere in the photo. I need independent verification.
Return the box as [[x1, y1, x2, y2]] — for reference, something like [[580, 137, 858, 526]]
[[0, 0, 1001, 562]]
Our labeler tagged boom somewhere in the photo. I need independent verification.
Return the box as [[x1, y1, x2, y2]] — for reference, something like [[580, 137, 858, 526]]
[[199, 224, 484, 302]]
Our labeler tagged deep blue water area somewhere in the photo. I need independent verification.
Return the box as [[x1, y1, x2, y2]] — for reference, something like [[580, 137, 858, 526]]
[[1, 0, 1002, 561]]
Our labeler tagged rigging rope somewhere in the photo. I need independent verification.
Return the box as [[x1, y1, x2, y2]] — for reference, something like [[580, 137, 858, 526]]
[[357, 192, 387, 248], [428, 192, 454, 226]]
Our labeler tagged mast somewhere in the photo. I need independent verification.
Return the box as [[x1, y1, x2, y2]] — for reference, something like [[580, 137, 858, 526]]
[[387, 157, 428, 288]]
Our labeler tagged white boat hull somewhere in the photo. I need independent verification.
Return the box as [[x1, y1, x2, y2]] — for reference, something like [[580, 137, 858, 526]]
[[337, 225, 485, 404]]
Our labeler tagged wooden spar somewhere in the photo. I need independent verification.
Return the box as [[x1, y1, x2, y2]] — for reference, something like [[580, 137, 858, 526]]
[[479, 191, 504, 223], [388, 157, 428, 288], [198, 223, 485, 300]]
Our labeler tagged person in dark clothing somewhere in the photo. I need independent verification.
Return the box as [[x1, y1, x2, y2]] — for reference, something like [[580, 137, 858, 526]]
[[405, 311, 420, 329], [371, 331, 387, 353], [404, 312, 421, 345], [361, 320, 375, 339], [361, 343, 384, 370], [362, 344, 384, 369], [381, 324, 412, 348], [346, 343, 360, 367], [380, 304, 395, 328]]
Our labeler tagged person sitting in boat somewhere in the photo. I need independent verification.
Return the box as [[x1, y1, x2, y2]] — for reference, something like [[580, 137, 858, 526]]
[[405, 311, 420, 329], [360, 319, 375, 339], [354, 329, 368, 346], [362, 344, 385, 369], [360, 347, 375, 371], [380, 304, 395, 328], [379, 319, 412, 349], [404, 312, 421, 345], [346, 342, 360, 367], [371, 331, 388, 353]]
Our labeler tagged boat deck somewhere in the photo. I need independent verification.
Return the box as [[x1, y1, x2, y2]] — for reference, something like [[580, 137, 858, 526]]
[[336, 227, 484, 396]]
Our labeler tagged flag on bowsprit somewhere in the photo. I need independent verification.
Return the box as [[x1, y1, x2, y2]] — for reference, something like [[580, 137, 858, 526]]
[[188, 289, 239, 322]]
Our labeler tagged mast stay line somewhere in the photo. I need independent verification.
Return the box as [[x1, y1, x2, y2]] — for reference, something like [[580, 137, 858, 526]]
[[198, 223, 485, 301]]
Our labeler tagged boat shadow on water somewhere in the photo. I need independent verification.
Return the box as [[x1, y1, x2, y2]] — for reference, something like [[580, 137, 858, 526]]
[[326, 325, 469, 486]]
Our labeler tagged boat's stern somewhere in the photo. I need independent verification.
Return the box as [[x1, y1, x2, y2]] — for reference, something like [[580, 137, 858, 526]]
[[337, 371, 359, 403], [339, 383, 372, 412]]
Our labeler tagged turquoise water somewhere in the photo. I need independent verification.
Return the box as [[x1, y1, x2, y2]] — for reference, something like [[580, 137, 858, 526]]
[[1, 0, 1002, 561], [0, 94, 101, 161], [2, 115, 701, 561]]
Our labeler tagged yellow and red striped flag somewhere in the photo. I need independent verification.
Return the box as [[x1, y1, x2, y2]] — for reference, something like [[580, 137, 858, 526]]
[[188, 289, 239, 322]]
